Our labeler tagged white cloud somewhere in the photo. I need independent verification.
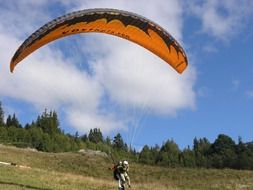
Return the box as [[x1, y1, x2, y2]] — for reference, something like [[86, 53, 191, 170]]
[[188, 0, 253, 40], [87, 35, 196, 116], [66, 109, 126, 134], [8, 57, 101, 111], [74, 0, 196, 115], [0, 1, 52, 38], [0, 0, 196, 134]]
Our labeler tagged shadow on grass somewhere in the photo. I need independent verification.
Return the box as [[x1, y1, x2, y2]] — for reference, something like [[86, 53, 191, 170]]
[[0, 180, 52, 190]]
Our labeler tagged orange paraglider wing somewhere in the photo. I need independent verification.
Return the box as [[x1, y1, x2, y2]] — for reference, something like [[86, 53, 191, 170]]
[[10, 8, 188, 73]]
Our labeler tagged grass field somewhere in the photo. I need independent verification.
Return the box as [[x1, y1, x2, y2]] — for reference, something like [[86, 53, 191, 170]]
[[1, 144, 253, 190]]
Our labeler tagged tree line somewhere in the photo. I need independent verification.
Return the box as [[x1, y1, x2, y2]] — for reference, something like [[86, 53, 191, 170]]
[[0, 101, 253, 170], [139, 136, 253, 170], [0, 101, 129, 155]]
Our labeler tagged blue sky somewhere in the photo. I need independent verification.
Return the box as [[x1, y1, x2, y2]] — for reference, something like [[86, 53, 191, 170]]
[[0, 0, 253, 150]]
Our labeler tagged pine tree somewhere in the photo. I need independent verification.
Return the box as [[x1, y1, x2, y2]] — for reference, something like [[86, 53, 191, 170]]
[[88, 128, 103, 143], [158, 139, 180, 167], [0, 101, 4, 127], [36, 109, 61, 135], [139, 145, 154, 164], [6, 114, 21, 128], [6, 115, 12, 127], [208, 134, 237, 168], [80, 134, 88, 142], [193, 137, 210, 167], [113, 133, 127, 151]]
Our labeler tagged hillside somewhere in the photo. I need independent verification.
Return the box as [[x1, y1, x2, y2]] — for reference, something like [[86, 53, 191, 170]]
[[0, 144, 253, 190]]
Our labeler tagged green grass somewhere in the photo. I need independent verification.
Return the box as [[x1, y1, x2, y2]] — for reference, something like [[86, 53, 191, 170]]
[[1, 144, 253, 190]]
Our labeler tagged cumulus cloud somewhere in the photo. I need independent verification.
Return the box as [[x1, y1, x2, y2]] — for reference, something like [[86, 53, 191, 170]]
[[0, 0, 196, 134], [66, 109, 126, 134], [86, 36, 195, 116], [187, 0, 253, 41], [0, 1, 52, 38]]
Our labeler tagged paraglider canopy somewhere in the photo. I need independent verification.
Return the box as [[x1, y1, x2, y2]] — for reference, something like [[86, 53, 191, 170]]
[[10, 8, 188, 74]]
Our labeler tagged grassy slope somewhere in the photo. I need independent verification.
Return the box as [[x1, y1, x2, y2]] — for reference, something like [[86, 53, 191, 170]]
[[0, 144, 253, 190]]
